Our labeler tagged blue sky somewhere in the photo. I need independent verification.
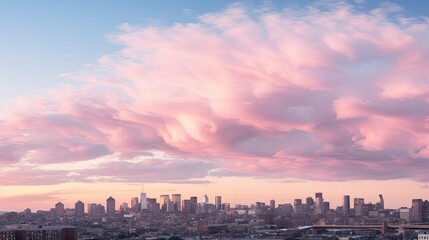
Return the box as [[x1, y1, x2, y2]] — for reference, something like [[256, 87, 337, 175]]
[[0, 0, 234, 101], [2, 0, 429, 102]]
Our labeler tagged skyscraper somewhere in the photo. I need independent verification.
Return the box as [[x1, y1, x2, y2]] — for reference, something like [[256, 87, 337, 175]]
[[422, 200, 429, 222], [55, 202, 64, 215], [131, 197, 139, 208], [167, 200, 175, 212], [119, 202, 129, 213], [88, 203, 97, 215], [141, 192, 147, 211], [343, 195, 350, 214], [160, 195, 170, 211], [323, 202, 330, 211], [378, 194, 384, 210], [354, 198, 365, 216], [183, 199, 192, 214], [315, 192, 323, 199], [399, 208, 411, 222], [203, 194, 209, 204], [270, 199, 275, 210], [306, 197, 314, 206], [190, 196, 197, 214], [88, 203, 105, 215], [172, 194, 182, 211], [96, 204, 105, 215], [293, 199, 303, 214], [215, 196, 222, 210], [412, 199, 423, 223], [147, 198, 160, 212], [106, 196, 115, 216], [75, 200, 84, 216], [315, 194, 324, 214], [222, 203, 230, 211]]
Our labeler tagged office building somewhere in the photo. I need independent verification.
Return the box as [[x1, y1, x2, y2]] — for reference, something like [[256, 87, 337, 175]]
[[131, 197, 139, 208], [1, 225, 77, 240], [0, 228, 15, 240], [354, 198, 365, 216], [412, 199, 423, 223], [422, 200, 429, 222], [87, 203, 96, 215], [399, 208, 410, 222], [190, 196, 197, 214], [306, 197, 314, 206], [215, 196, 222, 210], [172, 194, 181, 211], [160, 195, 170, 211], [147, 198, 160, 212], [55, 202, 64, 215], [377, 194, 384, 210], [343, 195, 350, 214], [222, 203, 230, 211], [141, 192, 147, 211], [74, 200, 84, 216], [96, 204, 105, 215], [167, 200, 175, 212], [294, 199, 303, 214], [106, 197, 115, 216], [270, 199, 275, 210], [87, 203, 105, 215], [315, 196, 324, 214], [119, 202, 128, 213], [182, 199, 192, 214], [323, 202, 330, 211]]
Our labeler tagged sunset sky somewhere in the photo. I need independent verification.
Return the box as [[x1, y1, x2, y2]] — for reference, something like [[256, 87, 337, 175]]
[[1, 0, 429, 211]]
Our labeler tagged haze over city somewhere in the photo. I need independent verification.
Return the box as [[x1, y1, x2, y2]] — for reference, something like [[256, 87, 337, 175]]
[[1, 0, 429, 212]]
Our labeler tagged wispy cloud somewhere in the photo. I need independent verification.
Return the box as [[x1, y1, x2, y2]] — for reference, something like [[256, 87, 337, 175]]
[[61, 53, 75, 58], [181, 8, 193, 16]]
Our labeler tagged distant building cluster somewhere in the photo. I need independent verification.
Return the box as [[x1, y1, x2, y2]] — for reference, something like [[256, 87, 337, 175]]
[[2, 191, 429, 240], [0, 224, 77, 240], [56, 191, 228, 217]]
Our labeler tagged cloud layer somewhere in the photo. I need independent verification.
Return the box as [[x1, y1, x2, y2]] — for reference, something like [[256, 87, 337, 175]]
[[1, 2, 429, 185]]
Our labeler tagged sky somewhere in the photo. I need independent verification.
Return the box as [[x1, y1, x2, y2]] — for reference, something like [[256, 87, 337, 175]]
[[1, 0, 429, 211]]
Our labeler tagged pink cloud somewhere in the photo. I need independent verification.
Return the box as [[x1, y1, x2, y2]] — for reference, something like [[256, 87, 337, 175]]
[[1, 2, 429, 184], [0, 168, 74, 186]]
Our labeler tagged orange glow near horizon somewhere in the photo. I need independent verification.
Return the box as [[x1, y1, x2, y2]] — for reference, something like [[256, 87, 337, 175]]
[[1, 177, 427, 212]]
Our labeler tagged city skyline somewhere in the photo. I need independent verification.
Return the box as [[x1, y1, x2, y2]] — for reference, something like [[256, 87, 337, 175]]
[[1, 183, 424, 212], [4, 192, 429, 240], [2, 0, 429, 211], [7, 190, 396, 213]]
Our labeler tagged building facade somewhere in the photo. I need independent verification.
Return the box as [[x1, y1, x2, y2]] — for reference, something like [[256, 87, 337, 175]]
[[215, 196, 222, 211], [106, 197, 115, 216], [172, 194, 181, 211], [343, 195, 350, 214], [74, 201, 84, 216], [0, 225, 77, 240]]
